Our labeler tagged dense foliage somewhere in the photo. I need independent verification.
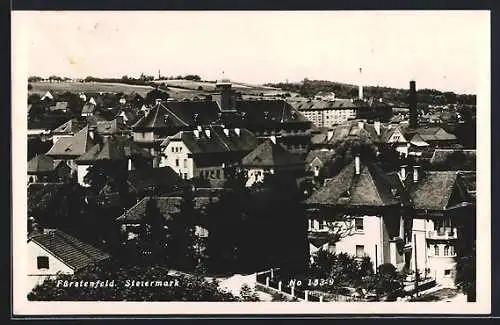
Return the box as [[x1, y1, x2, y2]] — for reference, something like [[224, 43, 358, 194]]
[[27, 262, 237, 301]]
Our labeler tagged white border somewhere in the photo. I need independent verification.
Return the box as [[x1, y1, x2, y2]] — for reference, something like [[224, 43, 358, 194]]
[[12, 11, 491, 316]]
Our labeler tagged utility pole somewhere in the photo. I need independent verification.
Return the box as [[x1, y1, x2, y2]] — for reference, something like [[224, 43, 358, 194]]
[[414, 233, 419, 296], [375, 244, 378, 273]]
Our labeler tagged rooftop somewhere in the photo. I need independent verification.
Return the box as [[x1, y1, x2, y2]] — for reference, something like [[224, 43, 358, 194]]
[[241, 139, 304, 168]]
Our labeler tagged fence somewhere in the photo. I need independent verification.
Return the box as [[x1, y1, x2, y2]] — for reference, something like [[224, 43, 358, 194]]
[[255, 268, 355, 302]]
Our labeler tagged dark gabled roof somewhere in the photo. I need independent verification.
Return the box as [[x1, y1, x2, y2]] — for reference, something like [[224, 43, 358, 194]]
[[27, 154, 58, 174], [241, 139, 304, 167], [50, 101, 68, 111], [52, 118, 87, 134], [132, 101, 189, 130], [81, 103, 96, 114], [292, 99, 358, 111], [304, 159, 400, 207], [127, 166, 182, 193], [430, 149, 476, 165], [116, 196, 219, 223], [305, 149, 336, 165], [162, 100, 221, 125], [407, 171, 461, 210], [29, 230, 110, 271], [76, 136, 150, 163], [235, 99, 309, 123], [162, 126, 257, 155], [95, 119, 127, 135], [405, 126, 457, 142], [46, 126, 95, 158]]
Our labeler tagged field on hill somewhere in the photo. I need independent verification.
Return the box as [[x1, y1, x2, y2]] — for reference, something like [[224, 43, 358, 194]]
[[28, 82, 154, 96], [154, 79, 280, 93]]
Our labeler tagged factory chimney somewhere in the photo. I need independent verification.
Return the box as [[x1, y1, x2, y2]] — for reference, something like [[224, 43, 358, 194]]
[[358, 67, 364, 100], [409, 80, 417, 129]]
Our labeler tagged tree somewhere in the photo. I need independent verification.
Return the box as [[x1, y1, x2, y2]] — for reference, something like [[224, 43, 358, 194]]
[[239, 284, 260, 301], [364, 263, 405, 300], [456, 247, 476, 302], [144, 89, 170, 105], [27, 262, 237, 301]]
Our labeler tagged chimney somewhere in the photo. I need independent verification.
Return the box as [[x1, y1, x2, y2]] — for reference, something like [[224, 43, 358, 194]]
[[409, 80, 417, 128], [355, 155, 361, 175], [412, 165, 420, 183], [374, 121, 381, 136], [204, 128, 211, 138], [400, 165, 407, 181], [194, 130, 200, 138], [358, 67, 363, 100], [223, 128, 229, 137], [357, 121, 364, 129], [234, 128, 241, 136], [327, 130, 334, 141]]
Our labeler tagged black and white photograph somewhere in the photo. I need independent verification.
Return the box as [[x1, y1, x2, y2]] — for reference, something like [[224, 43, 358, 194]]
[[12, 10, 490, 315]]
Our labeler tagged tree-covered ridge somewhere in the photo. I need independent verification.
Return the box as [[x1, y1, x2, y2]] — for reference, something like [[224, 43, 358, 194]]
[[265, 79, 476, 106]]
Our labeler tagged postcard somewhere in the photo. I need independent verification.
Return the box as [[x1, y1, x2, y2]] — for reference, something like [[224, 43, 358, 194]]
[[12, 10, 491, 316]]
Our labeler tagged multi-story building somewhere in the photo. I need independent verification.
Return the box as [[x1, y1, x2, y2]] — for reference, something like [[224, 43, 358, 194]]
[[158, 125, 257, 185], [292, 99, 358, 128], [303, 157, 474, 287]]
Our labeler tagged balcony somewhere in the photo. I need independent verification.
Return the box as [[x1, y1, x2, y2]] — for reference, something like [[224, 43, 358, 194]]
[[427, 228, 458, 240]]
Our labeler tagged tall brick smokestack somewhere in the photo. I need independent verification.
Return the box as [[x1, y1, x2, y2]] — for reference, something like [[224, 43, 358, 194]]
[[409, 80, 417, 128]]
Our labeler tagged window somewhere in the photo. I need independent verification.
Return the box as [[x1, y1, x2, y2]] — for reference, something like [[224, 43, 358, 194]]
[[444, 269, 452, 276], [355, 218, 364, 231], [444, 245, 450, 256], [356, 245, 365, 258], [37, 256, 49, 269], [183, 173, 187, 179], [171, 147, 174, 153], [175, 159, 179, 167], [434, 245, 439, 256], [183, 159, 187, 168], [216, 169, 220, 179]]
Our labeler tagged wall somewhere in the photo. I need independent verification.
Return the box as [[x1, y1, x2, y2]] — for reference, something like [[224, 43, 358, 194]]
[[159, 141, 193, 179], [27, 241, 74, 293], [133, 131, 154, 143], [245, 168, 274, 187], [308, 215, 386, 272], [77, 164, 91, 187], [52, 134, 72, 145]]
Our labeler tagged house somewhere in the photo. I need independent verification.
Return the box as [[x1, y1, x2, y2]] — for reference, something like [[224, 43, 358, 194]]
[[74, 136, 152, 187], [241, 138, 304, 187], [81, 103, 96, 117], [49, 101, 69, 113], [93, 118, 128, 137], [429, 149, 476, 171], [404, 168, 474, 287], [404, 126, 458, 148], [303, 157, 474, 287], [314, 91, 337, 101], [27, 154, 71, 183], [51, 118, 88, 144], [233, 99, 312, 156], [159, 126, 257, 184], [116, 195, 218, 241], [27, 229, 110, 292], [46, 126, 95, 171], [116, 109, 139, 125], [88, 97, 97, 106], [127, 166, 183, 196], [41, 91, 54, 101], [310, 120, 410, 156], [304, 156, 405, 272], [305, 149, 336, 177]]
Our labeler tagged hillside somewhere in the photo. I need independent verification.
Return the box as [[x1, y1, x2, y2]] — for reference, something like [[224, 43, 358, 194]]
[[265, 79, 476, 106], [29, 81, 154, 97]]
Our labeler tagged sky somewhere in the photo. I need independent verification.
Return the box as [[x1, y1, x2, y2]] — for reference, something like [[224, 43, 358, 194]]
[[16, 11, 489, 94]]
